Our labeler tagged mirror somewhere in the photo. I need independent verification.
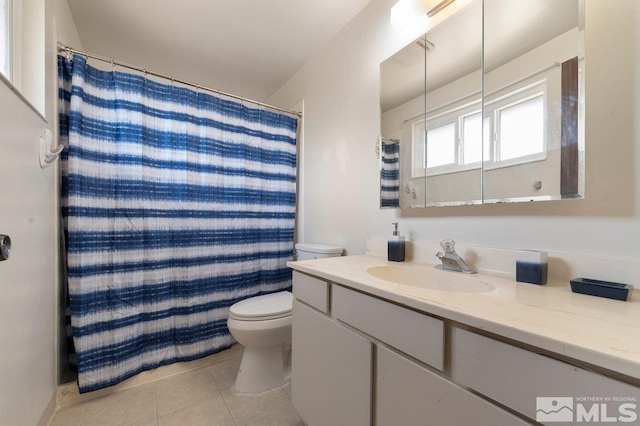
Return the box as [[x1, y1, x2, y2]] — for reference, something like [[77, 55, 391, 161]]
[[424, 0, 482, 206], [380, 34, 426, 208], [379, 0, 585, 208], [483, 0, 584, 202]]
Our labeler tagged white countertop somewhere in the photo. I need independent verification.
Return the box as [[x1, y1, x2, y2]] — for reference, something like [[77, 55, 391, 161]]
[[288, 254, 640, 381]]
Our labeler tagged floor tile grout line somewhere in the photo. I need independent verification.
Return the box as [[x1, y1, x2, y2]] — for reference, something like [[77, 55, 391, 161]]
[[227, 387, 292, 426], [153, 385, 159, 424], [209, 365, 238, 425], [156, 394, 225, 419], [151, 364, 229, 421], [77, 402, 88, 426], [241, 392, 299, 426], [154, 370, 222, 419], [209, 366, 238, 426]]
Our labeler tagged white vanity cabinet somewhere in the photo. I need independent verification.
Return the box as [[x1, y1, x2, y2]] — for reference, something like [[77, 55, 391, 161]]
[[291, 270, 639, 426], [292, 271, 526, 425], [291, 300, 372, 426]]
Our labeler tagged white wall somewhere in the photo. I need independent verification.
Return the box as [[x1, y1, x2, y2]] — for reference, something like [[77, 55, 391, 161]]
[[0, 82, 57, 426], [0, 0, 83, 424], [268, 0, 640, 260], [55, 0, 84, 49], [0, 1, 57, 424]]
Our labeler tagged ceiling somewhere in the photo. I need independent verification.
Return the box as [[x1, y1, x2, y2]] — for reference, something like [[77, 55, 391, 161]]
[[66, 0, 371, 102]]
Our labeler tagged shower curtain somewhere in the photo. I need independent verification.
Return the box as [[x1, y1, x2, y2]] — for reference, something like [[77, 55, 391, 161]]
[[58, 55, 298, 393], [380, 139, 400, 207]]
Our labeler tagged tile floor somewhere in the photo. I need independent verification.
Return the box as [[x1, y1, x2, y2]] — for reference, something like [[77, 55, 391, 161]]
[[50, 356, 303, 426]]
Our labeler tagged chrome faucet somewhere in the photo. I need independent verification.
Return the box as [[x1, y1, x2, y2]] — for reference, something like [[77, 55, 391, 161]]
[[435, 239, 476, 274]]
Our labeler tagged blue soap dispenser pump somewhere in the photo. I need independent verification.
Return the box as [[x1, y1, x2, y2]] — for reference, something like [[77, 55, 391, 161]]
[[388, 222, 405, 262]]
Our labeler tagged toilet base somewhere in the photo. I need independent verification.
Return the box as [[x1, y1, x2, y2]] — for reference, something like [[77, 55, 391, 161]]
[[233, 344, 291, 395]]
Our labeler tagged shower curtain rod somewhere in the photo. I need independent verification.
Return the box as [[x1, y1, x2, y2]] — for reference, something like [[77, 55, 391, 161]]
[[57, 43, 302, 118]]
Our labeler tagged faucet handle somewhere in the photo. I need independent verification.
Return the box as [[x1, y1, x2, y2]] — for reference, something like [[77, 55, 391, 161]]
[[440, 239, 456, 254]]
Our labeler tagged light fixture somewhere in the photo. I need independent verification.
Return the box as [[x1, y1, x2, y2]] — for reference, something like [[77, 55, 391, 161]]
[[390, 0, 456, 32], [426, 0, 456, 17]]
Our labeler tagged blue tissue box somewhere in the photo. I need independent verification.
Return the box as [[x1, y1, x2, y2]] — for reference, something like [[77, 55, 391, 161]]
[[516, 250, 548, 285]]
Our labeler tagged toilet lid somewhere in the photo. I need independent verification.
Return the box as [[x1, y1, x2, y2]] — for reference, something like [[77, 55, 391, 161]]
[[229, 291, 293, 321]]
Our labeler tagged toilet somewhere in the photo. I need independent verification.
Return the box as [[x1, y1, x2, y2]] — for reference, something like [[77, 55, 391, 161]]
[[227, 242, 343, 394]]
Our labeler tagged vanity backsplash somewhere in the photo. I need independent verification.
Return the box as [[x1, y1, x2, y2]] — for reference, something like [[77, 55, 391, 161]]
[[367, 237, 639, 288]]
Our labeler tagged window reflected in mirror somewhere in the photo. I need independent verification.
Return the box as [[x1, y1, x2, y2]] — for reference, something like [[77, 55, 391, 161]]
[[483, 0, 584, 202]]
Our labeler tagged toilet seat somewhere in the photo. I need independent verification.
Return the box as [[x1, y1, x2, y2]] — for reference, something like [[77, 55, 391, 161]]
[[229, 291, 293, 321]]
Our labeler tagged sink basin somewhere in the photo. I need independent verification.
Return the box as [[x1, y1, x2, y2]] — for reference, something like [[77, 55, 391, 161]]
[[367, 265, 495, 293]]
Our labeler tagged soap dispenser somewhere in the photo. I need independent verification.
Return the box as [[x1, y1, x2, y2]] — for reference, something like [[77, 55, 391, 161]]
[[388, 223, 405, 262]]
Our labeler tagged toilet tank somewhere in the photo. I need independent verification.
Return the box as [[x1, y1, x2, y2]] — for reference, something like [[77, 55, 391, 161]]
[[295, 243, 343, 261]]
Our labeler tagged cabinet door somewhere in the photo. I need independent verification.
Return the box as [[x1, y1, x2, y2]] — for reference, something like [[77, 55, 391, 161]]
[[292, 300, 372, 426], [451, 327, 640, 422], [376, 345, 529, 426]]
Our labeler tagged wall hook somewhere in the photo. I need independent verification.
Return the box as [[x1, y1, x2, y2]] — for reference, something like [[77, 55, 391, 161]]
[[39, 128, 64, 168]]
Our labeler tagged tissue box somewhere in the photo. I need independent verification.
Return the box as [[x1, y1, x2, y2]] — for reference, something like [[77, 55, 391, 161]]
[[516, 250, 548, 285]]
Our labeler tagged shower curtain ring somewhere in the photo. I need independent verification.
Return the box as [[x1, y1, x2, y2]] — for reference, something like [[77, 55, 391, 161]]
[[65, 47, 72, 62], [111, 60, 115, 74]]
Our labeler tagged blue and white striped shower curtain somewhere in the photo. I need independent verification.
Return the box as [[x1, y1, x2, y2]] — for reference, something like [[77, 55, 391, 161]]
[[58, 55, 298, 393], [380, 139, 400, 207]]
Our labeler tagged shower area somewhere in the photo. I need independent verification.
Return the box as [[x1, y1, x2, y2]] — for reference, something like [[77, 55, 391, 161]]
[[58, 49, 299, 393]]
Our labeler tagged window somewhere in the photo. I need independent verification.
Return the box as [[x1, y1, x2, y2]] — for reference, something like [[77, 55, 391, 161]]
[[0, 0, 46, 115], [485, 81, 547, 168], [496, 94, 544, 161], [410, 80, 547, 176], [461, 111, 490, 165], [426, 122, 455, 168]]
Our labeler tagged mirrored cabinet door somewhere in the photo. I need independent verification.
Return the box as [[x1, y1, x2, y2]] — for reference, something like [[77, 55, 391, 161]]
[[424, 0, 482, 206], [380, 33, 427, 208], [379, 0, 585, 209], [483, 0, 585, 203]]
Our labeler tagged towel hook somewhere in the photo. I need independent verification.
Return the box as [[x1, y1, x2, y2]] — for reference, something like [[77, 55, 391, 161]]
[[39, 128, 64, 168]]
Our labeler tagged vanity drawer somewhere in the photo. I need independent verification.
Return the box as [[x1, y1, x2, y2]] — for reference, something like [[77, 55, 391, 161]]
[[292, 272, 329, 313], [451, 327, 640, 421], [332, 285, 444, 371]]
